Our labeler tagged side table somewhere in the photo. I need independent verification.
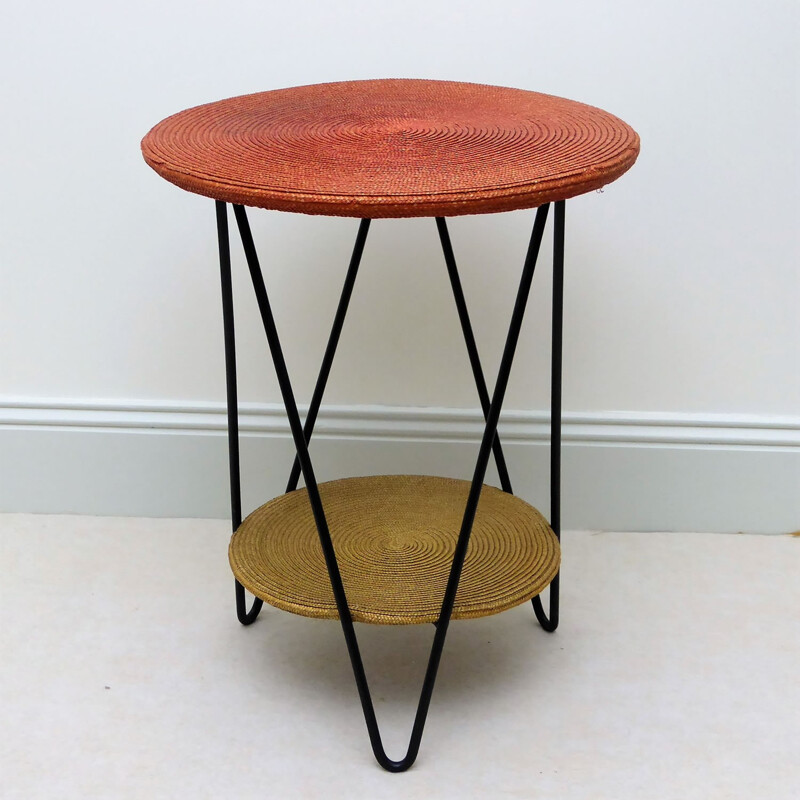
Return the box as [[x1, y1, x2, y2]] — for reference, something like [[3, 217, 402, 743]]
[[142, 79, 639, 771]]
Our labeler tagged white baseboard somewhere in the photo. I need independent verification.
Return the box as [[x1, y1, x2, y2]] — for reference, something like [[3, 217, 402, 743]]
[[1, 399, 797, 533]]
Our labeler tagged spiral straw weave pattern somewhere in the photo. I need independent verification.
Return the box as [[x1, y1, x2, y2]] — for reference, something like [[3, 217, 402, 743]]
[[142, 79, 639, 217], [229, 475, 560, 625]]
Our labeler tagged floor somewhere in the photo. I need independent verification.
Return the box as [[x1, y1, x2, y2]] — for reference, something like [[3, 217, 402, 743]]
[[1, 515, 798, 800]]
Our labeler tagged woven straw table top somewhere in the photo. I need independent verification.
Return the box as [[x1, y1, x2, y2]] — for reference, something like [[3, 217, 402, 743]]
[[229, 475, 560, 625], [142, 79, 639, 218]]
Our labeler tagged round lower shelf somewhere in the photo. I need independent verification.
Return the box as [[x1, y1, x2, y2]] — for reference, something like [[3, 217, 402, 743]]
[[229, 474, 560, 625]]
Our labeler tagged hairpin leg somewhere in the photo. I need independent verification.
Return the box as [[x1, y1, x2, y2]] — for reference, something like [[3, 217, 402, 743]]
[[436, 203, 564, 633], [531, 199, 564, 632], [223, 203, 549, 770], [216, 201, 263, 625], [217, 204, 371, 625]]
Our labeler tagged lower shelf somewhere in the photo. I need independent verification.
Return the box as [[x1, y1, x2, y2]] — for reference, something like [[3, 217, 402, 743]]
[[229, 474, 560, 625]]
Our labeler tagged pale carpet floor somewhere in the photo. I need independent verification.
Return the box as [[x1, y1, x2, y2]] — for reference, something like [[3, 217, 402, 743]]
[[1, 514, 798, 800]]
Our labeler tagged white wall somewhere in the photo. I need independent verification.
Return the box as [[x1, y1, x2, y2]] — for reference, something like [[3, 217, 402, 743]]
[[1, 1, 798, 529]]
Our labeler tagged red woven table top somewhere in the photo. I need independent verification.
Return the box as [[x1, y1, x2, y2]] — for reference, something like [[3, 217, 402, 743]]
[[142, 79, 639, 218]]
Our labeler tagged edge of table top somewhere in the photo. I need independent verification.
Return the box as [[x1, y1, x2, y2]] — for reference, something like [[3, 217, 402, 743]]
[[142, 79, 639, 217]]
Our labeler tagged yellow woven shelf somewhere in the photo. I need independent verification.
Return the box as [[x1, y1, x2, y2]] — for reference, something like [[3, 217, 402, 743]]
[[229, 474, 560, 625]]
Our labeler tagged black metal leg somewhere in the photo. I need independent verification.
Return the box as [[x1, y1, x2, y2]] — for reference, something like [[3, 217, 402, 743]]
[[219, 209, 370, 624], [532, 199, 564, 632], [436, 207, 564, 633], [232, 204, 395, 767], [435, 217, 513, 494], [285, 218, 370, 493], [216, 200, 263, 625], [409, 203, 551, 763], [224, 202, 550, 770]]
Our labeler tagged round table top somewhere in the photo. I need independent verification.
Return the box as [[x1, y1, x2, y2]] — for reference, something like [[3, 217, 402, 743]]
[[142, 79, 639, 218]]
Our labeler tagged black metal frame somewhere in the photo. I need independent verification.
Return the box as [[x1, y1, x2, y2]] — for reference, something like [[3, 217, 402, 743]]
[[215, 200, 564, 771]]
